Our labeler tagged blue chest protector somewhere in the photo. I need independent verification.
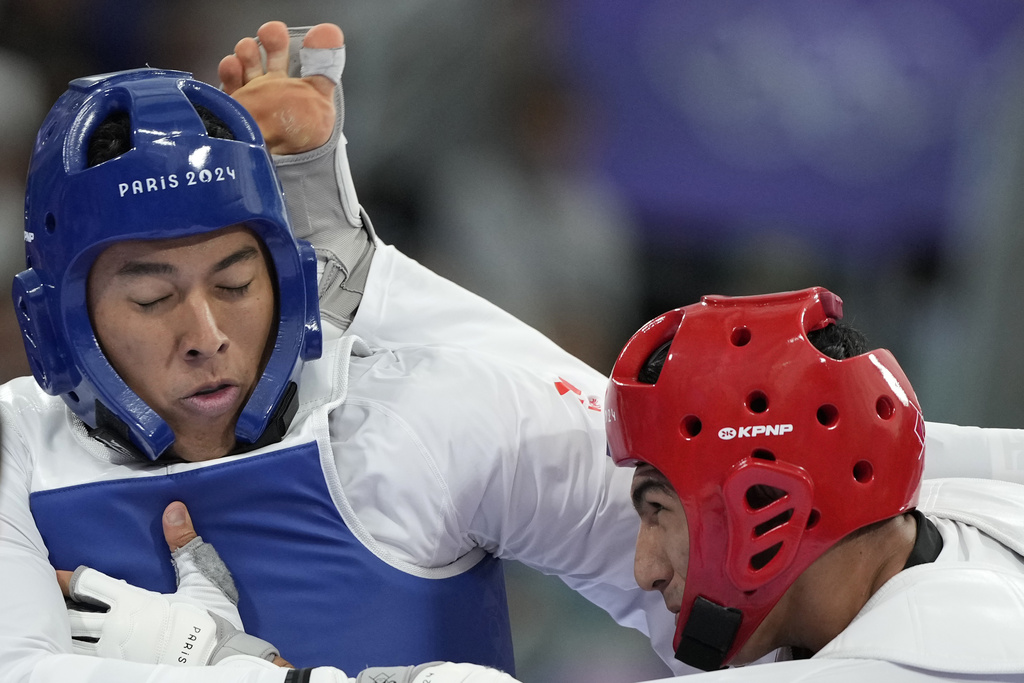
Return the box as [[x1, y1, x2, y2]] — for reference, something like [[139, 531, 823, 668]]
[[30, 441, 515, 672]]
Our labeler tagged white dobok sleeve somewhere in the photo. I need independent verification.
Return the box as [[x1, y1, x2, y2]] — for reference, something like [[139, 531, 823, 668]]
[[346, 243, 608, 381], [923, 421, 1024, 483]]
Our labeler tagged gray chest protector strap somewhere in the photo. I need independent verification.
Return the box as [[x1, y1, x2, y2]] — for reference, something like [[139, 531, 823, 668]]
[[269, 27, 376, 331]]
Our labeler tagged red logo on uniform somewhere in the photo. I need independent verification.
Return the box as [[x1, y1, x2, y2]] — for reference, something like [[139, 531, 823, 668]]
[[554, 377, 602, 412]]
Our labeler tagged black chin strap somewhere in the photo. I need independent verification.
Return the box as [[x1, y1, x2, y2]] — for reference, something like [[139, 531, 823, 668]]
[[903, 509, 943, 569], [675, 596, 743, 672], [232, 381, 300, 454], [88, 400, 146, 458]]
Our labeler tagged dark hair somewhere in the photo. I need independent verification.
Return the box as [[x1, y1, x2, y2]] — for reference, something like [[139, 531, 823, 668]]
[[638, 321, 867, 385], [805, 322, 868, 362], [638, 340, 672, 384], [87, 104, 235, 167], [86, 112, 132, 167]]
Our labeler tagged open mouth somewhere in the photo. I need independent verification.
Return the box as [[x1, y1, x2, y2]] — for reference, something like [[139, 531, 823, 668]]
[[182, 383, 241, 417], [192, 383, 231, 397]]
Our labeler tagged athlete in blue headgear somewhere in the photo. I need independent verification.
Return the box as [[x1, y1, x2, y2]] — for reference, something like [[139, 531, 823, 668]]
[[4, 19, 1024, 683]]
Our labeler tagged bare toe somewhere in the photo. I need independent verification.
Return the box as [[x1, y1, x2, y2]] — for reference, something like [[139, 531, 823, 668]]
[[257, 20, 291, 73], [303, 23, 345, 50], [218, 55, 244, 94], [233, 36, 264, 84]]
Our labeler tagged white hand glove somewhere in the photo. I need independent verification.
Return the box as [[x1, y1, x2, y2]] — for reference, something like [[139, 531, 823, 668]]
[[65, 537, 279, 666]]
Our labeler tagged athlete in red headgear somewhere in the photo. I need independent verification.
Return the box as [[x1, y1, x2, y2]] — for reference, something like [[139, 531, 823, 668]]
[[607, 288, 1024, 681]]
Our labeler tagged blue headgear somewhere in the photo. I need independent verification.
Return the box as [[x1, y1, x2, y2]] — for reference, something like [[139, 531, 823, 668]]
[[13, 68, 322, 461]]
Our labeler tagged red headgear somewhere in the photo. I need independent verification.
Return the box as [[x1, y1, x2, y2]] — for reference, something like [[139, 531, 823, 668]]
[[605, 288, 924, 670]]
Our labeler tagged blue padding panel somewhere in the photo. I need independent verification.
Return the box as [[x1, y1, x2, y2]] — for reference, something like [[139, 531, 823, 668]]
[[31, 443, 514, 672]]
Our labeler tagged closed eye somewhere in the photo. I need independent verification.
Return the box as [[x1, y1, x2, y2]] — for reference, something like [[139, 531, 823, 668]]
[[134, 295, 170, 310], [219, 282, 251, 297]]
